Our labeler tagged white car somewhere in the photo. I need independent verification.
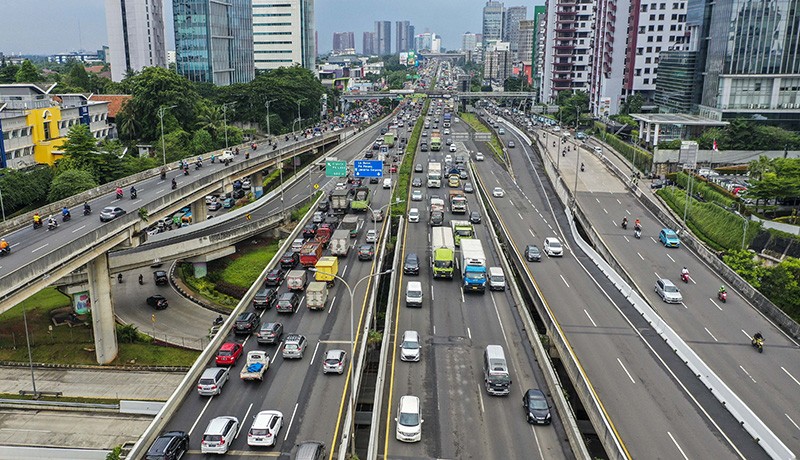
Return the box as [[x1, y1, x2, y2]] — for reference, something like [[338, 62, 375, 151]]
[[247, 410, 283, 447], [444, 154, 453, 164], [411, 190, 423, 201], [408, 208, 420, 223], [365, 229, 378, 243], [383, 178, 392, 189], [475, 152, 484, 161], [492, 187, 505, 198], [449, 144, 457, 152], [543, 237, 564, 257]]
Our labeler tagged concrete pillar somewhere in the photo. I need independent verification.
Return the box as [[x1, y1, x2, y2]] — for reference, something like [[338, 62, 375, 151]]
[[251, 173, 263, 189], [191, 198, 207, 224], [193, 261, 208, 278], [86, 254, 118, 364]]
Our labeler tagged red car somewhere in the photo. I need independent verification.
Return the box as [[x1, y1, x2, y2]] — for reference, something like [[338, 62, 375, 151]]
[[215, 342, 243, 366], [390, 164, 398, 173]]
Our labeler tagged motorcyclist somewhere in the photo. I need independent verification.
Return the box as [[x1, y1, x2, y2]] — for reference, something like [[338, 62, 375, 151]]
[[84, 202, 91, 214], [33, 213, 42, 226], [753, 331, 763, 342], [160, 168, 166, 180], [580, 162, 585, 172], [47, 215, 58, 229], [130, 186, 137, 198], [681, 267, 689, 277], [0, 238, 9, 252], [621, 217, 628, 229], [62, 206, 70, 217], [719, 285, 727, 294], [171, 177, 177, 189], [634, 218, 641, 230], [116, 186, 123, 198]]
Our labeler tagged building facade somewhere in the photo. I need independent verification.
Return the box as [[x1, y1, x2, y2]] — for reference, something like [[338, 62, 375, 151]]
[[654, 50, 697, 112], [362, 32, 376, 55], [252, 0, 315, 71], [503, 6, 527, 60], [533, 6, 547, 100], [173, 0, 255, 85], [484, 41, 512, 82], [541, 0, 594, 102], [396, 21, 412, 53], [333, 32, 355, 53], [462, 32, 479, 53], [415, 33, 437, 52], [375, 21, 392, 55], [104, 0, 167, 82], [482, 1, 505, 46]]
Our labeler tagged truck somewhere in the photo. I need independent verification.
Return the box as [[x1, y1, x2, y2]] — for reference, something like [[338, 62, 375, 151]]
[[451, 220, 474, 246], [430, 132, 442, 151], [430, 197, 445, 226], [315, 223, 334, 247], [427, 162, 442, 188], [384, 131, 397, 148], [431, 227, 455, 279], [460, 238, 487, 293], [299, 242, 323, 267], [341, 214, 361, 238], [315, 256, 339, 287], [286, 269, 308, 291], [329, 229, 351, 257], [306, 281, 329, 310], [350, 186, 371, 212], [448, 168, 461, 188], [240, 350, 269, 381], [330, 188, 351, 214], [443, 112, 452, 128], [449, 190, 468, 213]]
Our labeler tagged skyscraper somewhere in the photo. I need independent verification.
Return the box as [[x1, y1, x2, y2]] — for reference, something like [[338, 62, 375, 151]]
[[408, 25, 416, 50], [396, 21, 412, 53], [462, 33, 479, 52], [252, 0, 316, 71], [104, 0, 167, 81], [333, 32, 355, 52], [375, 21, 392, 55], [482, 1, 505, 47], [173, 0, 254, 85], [362, 32, 377, 55], [503, 6, 527, 60]]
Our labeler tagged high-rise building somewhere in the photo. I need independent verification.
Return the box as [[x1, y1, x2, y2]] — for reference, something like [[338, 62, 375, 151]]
[[415, 33, 437, 52], [333, 32, 355, 52], [482, 1, 505, 47], [483, 40, 512, 82], [375, 21, 392, 55], [408, 25, 415, 50], [173, 0, 254, 85], [654, 50, 697, 113], [541, 0, 594, 101], [462, 32, 479, 53], [517, 20, 534, 65], [104, 0, 167, 81], [252, 0, 315, 72], [362, 32, 376, 55], [532, 6, 546, 100], [396, 21, 412, 53], [503, 6, 527, 60]]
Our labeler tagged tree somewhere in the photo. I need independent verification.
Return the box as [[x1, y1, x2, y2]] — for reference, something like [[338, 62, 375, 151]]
[[722, 250, 766, 288], [0, 63, 20, 83], [191, 129, 214, 155], [47, 169, 98, 202], [15, 60, 43, 82], [57, 124, 124, 183], [620, 93, 644, 115], [195, 103, 224, 139], [63, 61, 91, 92]]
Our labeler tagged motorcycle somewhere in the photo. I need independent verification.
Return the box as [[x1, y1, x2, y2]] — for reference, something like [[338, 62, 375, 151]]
[[138, 274, 144, 285], [212, 316, 224, 327], [183, 168, 190, 176], [62, 212, 71, 222], [33, 220, 43, 230], [751, 337, 764, 353], [621, 220, 628, 230], [130, 190, 137, 199], [0, 246, 10, 257], [83, 207, 91, 216], [47, 220, 58, 231], [718, 290, 728, 303], [116, 190, 123, 200], [117, 273, 123, 284], [160, 170, 167, 180], [634, 228, 641, 239], [171, 180, 177, 190], [680, 272, 690, 283]]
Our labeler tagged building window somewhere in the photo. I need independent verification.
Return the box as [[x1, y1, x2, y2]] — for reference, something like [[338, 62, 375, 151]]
[[658, 14, 665, 19], [641, 4, 648, 11], [660, 2, 666, 9], [657, 25, 664, 31], [645, 57, 651, 63], [648, 25, 655, 31], [644, 78, 650, 84]]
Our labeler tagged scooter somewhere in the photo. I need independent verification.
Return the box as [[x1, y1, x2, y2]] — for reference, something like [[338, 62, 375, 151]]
[[718, 290, 728, 303], [751, 337, 764, 353], [131, 190, 137, 199], [138, 274, 144, 285], [118, 273, 123, 284], [33, 220, 42, 230], [0, 246, 10, 257], [47, 220, 58, 231], [171, 180, 177, 190], [680, 272, 690, 283], [634, 228, 641, 239], [183, 168, 190, 176], [83, 207, 91, 216], [116, 190, 123, 200], [62, 212, 71, 222], [621, 220, 628, 230]]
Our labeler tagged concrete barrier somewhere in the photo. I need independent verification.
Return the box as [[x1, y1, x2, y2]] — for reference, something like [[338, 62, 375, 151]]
[[0, 446, 111, 460]]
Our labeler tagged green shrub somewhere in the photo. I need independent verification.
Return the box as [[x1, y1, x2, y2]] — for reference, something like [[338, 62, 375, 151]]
[[674, 172, 736, 208], [593, 121, 652, 173], [391, 100, 428, 216]]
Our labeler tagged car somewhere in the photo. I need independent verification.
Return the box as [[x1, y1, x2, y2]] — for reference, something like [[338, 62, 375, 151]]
[[408, 208, 420, 223], [294, 441, 326, 459], [370, 177, 380, 184], [231, 188, 245, 199], [659, 228, 681, 247], [395, 395, 423, 442], [475, 152, 485, 161], [430, 211, 444, 226], [322, 349, 347, 374], [234, 311, 260, 335], [146, 295, 168, 310], [415, 163, 423, 172], [543, 237, 564, 257], [411, 190, 423, 201], [420, 143, 428, 152], [317, 201, 329, 212], [312, 211, 325, 224], [508, 140, 516, 148], [100, 206, 126, 222], [253, 286, 278, 309], [449, 144, 457, 152], [412, 177, 423, 187], [444, 154, 452, 164], [280, 251, 299, 269], [358, 244, 375, 261], [205, 195, 219, 205], [655, 278, 683, 303], [233, 180, 243, 190], [399, 330, 421, 362], [282, 334, 308, 359], [421, 131, 428, 137], [469, 211, 482, 224], [498, 127, 506, 135], [255, 322, 284, 345], [197, 367, 230, 396], [459, 169, 468, 180], [463, 182, 474, 193], [365, 229, 378, 243], [403, 253, 420, 275], [207, 200, 222, 211], [444, 128, 451, 135], [276, 291, 301, 313], [371, 209, 384, 222], [153, 270, 168, 286], [291, 238, 305, 253], [390, 164, 398, 173], [445, 138, 452, 145], [523, 389, 552, 424], [302, 223, 318, 239], [222, 197, 235, 208], [215, 342, 244, 366], [492, 187, 505, 197], [383, 178, 392, 189], [247, 410, 283, 447], [265, 267, 286, 286], [241, 179, 251, 190], [524, 245, 542, 262], [147, 431, 189, 460], [201, 416, 239, 454]]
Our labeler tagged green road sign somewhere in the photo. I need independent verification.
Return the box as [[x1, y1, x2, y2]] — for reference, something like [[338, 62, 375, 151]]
[[325, 160, 347, 177]]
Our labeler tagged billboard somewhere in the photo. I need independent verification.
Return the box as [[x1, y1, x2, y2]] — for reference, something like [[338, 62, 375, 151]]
[[399, 52, 409, 66]]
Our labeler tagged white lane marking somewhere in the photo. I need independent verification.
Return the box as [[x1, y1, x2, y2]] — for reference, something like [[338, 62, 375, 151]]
[[430, 287, 435, 301], [740, 365, 757, 383], [291, 193, 298, 200], [477, 383, 486, 414], [32, 244, 49, 253], [667, 432, 689, 460], [518, 212, 523, 220], [704, 327, 719, 342], [488, 290, 510, 345], [782, 367, 800, 387], [680, 302, 688, 309], [559, 274, 570, 288], [460, 288, 465, 303], [637, 252, 644, 260], [741, 330, 751, 338], [786, 414, 800, 432], [626, 209, 632, 215], [328, 296, 336, 314], [595, 197, 601, 203], [616, 199, 622, 205], [583, 309, 597, 327], [528, 228, 535, 238], [284, 403, 299, 441], [467, 327, 472, 340], [433, 325, 436, 336], [309, 341, 320, 366], [617, 358, 636, 384], [271, 347, 281, 363], [341, 264, 348, 277], [623, 236, 630, 243], [0, 428, 51, 433], [71, 225, 86, 234], [188, 394, 216, 436], [602, 208, 608, 214], [667, 254, 676, 263], [237, 403, 253, 438], [710, 299, 724, 311], [156, 189, 164, 194]]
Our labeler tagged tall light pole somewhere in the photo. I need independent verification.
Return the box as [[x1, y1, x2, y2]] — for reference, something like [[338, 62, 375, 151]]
[[309, 267, 392, 457], [0, 187, 6, 222], [264, 98, 277, 139], [365, 201, 404, 236], [222, 103, 235, 149], [295, 98, 306, 135], [158, 105, 177, 167]]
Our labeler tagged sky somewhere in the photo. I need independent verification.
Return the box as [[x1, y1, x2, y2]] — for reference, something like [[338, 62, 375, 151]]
[[0, 0, 538, 56]]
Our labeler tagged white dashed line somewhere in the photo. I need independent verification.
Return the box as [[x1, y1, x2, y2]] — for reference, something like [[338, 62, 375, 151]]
[[617, 358, 636, 384], [584, 309, 597, 327]]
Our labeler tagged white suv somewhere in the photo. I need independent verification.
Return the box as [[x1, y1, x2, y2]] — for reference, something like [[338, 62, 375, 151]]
[[201, 416, 239, 454], [543, 237, 564, 257]]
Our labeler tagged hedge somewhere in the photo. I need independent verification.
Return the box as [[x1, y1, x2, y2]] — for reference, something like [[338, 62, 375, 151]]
[[674, 172, 736, 208], [391, 99, 429, 216], [593, 121, 652, 173]]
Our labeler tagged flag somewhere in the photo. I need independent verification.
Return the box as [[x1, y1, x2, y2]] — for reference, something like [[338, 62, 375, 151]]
[[713, 139, 718, 151]]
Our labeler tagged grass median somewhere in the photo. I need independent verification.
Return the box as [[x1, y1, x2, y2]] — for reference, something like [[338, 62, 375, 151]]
[[459, 112, 505, 160], [391, 100, 429, 216]]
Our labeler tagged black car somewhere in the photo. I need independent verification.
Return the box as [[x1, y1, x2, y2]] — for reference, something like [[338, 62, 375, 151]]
[[523, 388, 551, 424], [253, 286, 278, 309], [358, 244, 375, 261], [318, 201, 330, 213], [412, 177, 422, 187], [146, 295, 168, 310], [370, 177, 380, 184], [232, 188, 246, 199], [430, 211, 444, 226], [469, 211, 481, 224], [256, 322, 284, 344], [234, 312, 260, 335], [265, 267, 286, 286], [420, 143, 428, 152], [280, 251, 299, 269], [365, 151, 374, 158], [146, 430, 189, 460], [524, 245, 542, 262], [153, 270, 168, 286], [403, 253, 420, 275], [302, 223, 318, 239], [276, 292, 301, 313]]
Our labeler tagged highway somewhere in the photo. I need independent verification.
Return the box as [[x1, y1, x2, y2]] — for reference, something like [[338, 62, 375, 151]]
[[157, 102, 419, 458], [467, 110, 767, 458], [533, 127, 800, 455]]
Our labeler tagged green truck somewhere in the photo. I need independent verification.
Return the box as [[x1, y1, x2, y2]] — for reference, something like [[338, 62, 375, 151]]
[[431, 227, 455, 279], [350, 186, 371, 212], [384, 131, 397, 148], [451, 220, 474, 247]]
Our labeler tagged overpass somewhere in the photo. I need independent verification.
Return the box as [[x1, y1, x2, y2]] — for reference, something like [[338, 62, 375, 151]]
[[340, 90, 539, 103]]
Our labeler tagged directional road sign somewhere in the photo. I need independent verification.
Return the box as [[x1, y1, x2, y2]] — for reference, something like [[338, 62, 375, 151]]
[[325, 160, 347, 177], [474, 132, 492, 142], [452, 132, 470, 141], [353, 160, 384, 178]]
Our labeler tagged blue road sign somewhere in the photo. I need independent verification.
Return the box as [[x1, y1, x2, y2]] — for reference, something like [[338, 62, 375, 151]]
[[353, 160, 384, 178]]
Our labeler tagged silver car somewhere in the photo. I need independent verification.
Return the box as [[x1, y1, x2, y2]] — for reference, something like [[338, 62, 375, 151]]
[[655, 278, 683, 303], [323, 349, 347, 374], [411, 190, 423, 201], [400, 330, 421, 362]]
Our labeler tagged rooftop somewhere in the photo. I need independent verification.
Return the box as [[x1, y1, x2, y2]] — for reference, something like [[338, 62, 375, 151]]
[[630, 113, 729, 127]]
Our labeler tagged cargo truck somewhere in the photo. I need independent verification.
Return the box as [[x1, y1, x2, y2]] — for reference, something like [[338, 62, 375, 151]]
[[431, 227, 455, 279], [460, 238, 487, 293], [240, 350, 269, 381], [330, 188, 351, 214], [448, 190, 467, 213], [286, 269, 308, 291], [350, 186, 371, 212], [384, 131, 397, 148], [314, 256, 339, 287], [329, 229, 351, 257], [341, 214, 361, 238], [451, 220, 474, 246], [315, 223, 334, 247], [430, 130, 442, 151], [306, 281, 329, 310], [427, 162, 442, 188], [299, 242, 323, 267]]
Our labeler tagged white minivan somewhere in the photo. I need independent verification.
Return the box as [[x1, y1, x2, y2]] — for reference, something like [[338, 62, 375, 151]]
[[405, 281, 423, 307], [488, 267, 506, 291], [395, 395, 423, 442], [383, 178, 392, 189]]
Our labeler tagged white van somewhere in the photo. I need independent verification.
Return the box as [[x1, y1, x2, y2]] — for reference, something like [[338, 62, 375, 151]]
[[405, 281, 423, 307], [488, 267, 506, 291], [395, 395, 423, 442], [383, 178, 392, 189]]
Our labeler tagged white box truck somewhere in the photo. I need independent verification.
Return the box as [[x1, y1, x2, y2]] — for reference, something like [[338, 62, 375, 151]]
[[306, 281, 329, 310], [329, 229, 351, 257]]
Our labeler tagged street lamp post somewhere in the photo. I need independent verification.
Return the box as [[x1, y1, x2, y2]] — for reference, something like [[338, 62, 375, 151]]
[[0, 187, 6, 222], [158, 105, 177, 167], [309, 267, 392, 457], [365, 201, 404, 236], [222, 103, 235, 150], [264, 98, 277, 140], [295, 98, 306, 136]]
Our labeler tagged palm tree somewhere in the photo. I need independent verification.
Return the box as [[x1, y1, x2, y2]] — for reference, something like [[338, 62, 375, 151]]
[[195, 104, 224, 139]]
